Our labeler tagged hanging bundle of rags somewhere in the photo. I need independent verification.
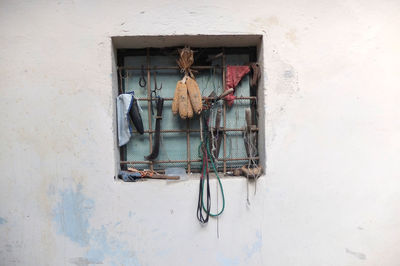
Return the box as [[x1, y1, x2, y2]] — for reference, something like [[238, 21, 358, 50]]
[[223, 63, 261, 107], [224, 65, 250, 107], [172, 46, 202, 118]]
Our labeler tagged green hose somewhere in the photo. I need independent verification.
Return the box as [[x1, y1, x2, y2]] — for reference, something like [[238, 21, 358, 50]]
[[199, 137, 225, 217]]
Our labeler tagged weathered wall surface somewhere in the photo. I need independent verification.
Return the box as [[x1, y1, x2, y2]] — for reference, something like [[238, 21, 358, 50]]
[[1, 0, 400, 265]]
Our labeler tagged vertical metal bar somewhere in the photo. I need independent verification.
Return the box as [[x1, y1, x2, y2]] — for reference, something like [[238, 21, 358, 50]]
[[117, 53, 127, 170], [146, 48, 154, 171], [222, 48, 227, 174], [186, 119, 191, 173]]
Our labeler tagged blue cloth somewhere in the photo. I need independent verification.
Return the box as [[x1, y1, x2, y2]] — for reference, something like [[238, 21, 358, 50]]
[[119, 171, 141, 182], [117, 94, 133, 146]]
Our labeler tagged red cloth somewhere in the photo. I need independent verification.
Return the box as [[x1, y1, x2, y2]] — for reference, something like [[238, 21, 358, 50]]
[[224, 65, 250, 107]]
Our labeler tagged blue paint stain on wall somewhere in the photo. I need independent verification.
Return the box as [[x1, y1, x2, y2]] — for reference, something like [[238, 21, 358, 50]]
[[245, 230, 262, 259], [0, 217, 7, 224], [52, 183, 140, 265], [86, 226, 141, 266], [217, 254, 240, 266], [52, 184, 94, 246]]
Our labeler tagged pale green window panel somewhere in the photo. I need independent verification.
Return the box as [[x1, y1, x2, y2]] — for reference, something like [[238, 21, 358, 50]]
[[123, 53, 253, 172]]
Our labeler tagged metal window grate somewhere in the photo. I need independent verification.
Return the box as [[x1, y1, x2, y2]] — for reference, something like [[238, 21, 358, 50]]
[[118, 47, 258, 174]]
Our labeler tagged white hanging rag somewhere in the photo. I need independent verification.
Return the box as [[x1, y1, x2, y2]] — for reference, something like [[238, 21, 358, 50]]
[[117, 94, 133, 146]]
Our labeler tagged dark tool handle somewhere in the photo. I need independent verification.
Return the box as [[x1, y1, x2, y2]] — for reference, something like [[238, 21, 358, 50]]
[[155, 97, 164, 117], [244, 108, 252, 158], [145, 98, 164, 161], [129, 97, 144, 134], [148, 175, 180, 180], [216, 88, 234, 101], [245, 108, 252, 128]]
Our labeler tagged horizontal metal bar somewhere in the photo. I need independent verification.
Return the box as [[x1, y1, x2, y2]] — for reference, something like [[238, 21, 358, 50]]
[[141, 167, 249, 174], [118, 65, 222, 70], [131, 128, 259, 134], [117, 47, 256, 57], [135, 96, 257, 101], [120, 157, 259, 164]]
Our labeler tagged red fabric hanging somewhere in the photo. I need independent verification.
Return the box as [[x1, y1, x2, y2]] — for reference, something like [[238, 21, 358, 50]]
[[224, 65, 250, 107]]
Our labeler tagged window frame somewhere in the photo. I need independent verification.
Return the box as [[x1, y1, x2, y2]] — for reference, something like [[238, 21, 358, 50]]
[[117, 46, 259, 174]]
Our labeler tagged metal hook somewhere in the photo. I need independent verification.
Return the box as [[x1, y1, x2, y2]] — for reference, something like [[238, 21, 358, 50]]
[[139, 65, 146, 88], [119, 68, 129, 79], [150, 71, 162, 116], [153, 71, 162, 91]]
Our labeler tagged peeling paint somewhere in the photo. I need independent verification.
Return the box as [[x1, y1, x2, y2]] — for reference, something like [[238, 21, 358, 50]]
[[52, 184, 94, 246]]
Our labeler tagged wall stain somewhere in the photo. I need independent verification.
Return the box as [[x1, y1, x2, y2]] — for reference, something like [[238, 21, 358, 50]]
[[85, 225, 140, 266], [216, 254, 239, 266], [0, 217, 7, 224], [265, 52, 300, 147], [69, 257, 102, 266], [345, 248, 366, 260], [285, 28, 298, 45], [53, 184, 94, 246], [52, 183, 140, 265], [245, 230, 262, 259], [253, 16, 279, 26]]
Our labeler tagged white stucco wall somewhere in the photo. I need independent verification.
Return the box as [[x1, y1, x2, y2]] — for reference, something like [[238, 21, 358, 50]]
[[1, 0, 400, 265]]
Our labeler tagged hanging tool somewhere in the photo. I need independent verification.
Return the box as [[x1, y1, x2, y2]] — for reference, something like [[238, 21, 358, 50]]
[[244, 108, 257, 159], [243, 108, 262, 204], [150, 71, 162, 115], [139, 64, 147, 88], [145, 97, 164, 161], [128, 91, 144, 134], [203, 88, 234, 110], [203, 89, 233, 160], [249, 63, 261, 89], [209, 108, 222, 160]]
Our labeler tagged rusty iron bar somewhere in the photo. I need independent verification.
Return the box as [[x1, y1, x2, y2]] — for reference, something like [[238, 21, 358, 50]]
[[130, 127, 258, 134], [120, 157, 259, 165], [118, 65, 223, 70], [135, 96, 257, 101], [146, 48, 153, 171], [141, 167, 250, 174], [222, 49, 227, 174]]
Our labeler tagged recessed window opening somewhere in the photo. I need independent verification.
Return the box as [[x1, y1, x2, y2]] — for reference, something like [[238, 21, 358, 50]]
[[116, 44, 262, 177]]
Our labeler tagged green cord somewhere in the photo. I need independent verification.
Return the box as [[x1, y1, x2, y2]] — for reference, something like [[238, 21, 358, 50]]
[[199, 137, 225, 217]]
